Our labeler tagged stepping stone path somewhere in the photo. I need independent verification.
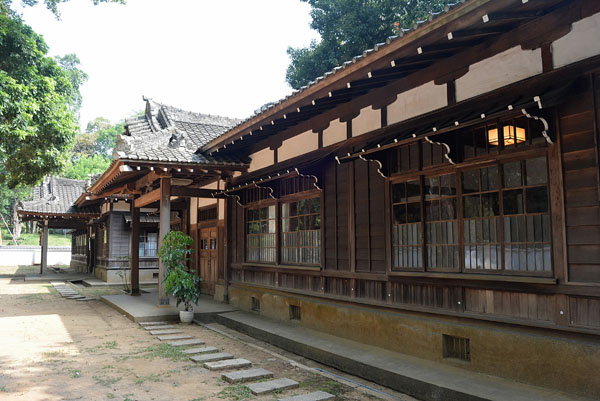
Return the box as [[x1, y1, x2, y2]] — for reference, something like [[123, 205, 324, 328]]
[[279, 392, 335, 401], [181, 346, 218, 355], [169, 339, 205, 347], [157, 334, 192, 341], [139, 320, 334, 400], [148, 329, 183, 335], [247, 378, 299, 395], [143, 325, 175, 331], [190, 352, 233, 363], [204, 358, 252, 371], [51, 282, 93, 301], [222, 368, 274, 384]]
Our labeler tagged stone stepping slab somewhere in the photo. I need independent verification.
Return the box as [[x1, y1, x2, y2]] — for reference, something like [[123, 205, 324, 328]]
[[149, 329, 183, 335], [168, 339, 205, 347], [181, 346, 218, 355], [204, 358, 252, 371], [190, 352, 233, 363], [144, 325, 175, 331], [66, 295, 85, 299], [278, 392, 335, 401], [139, 321, 169, 326], [157, 334, 192, 341], [222, 368, 274, 384], [247, 378, 299, 395]]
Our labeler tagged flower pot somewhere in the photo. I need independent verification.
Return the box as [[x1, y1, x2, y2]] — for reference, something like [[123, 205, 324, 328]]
[[179, 310, 194, 323]]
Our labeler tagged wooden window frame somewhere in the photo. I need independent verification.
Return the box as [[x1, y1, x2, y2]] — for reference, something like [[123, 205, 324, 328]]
[[388, 116, 554, 278]]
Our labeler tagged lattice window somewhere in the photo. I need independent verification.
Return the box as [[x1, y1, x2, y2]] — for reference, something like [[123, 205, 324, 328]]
[[391, 179, 422, 269], [139, 231, 157, 257], [425, 174, 459, 270], [246, 205, 276, 263], [281, 197, 321, 265]]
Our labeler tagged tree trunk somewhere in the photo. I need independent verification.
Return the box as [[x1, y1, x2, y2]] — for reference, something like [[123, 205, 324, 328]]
[[12, 195, 21, 239]]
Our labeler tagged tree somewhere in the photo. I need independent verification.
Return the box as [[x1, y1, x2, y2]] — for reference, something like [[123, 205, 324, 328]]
[[55, 54, 88, 116], [2, 0, 124, 18], [62, 154, 111, 180], [286, 0, 456, 89]]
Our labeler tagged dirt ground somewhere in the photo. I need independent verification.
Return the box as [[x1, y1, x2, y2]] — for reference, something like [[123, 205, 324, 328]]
[[0, 276, 415, 401]]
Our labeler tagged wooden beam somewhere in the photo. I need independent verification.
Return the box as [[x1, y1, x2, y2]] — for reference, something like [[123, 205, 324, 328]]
[[136, 188, 161, 208], [158, 177, 171, 306], [135, 171, 160, 191], [171, 187, 221, 198], [130, 198, 140, 296]]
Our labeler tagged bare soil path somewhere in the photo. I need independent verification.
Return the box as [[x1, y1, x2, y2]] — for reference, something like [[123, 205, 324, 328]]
[[0, 276, 414, 401]]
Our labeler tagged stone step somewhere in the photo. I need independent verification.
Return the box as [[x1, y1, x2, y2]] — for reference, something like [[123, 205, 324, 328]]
[[149, 329, 183, 335], [222, 368, 274, 384], [157, 334, 193, 341], [168, 339, 205, 347], [204, 358, 252, 371], [75, 297, 94, 301], [181, 346, 219, 355], [247, 378, 299, 395], [139, 321, 169, 326], [190, 352, 233, 363], [143, 325, 175, 331], [278, 391, 335, 401], [66, 295, 85, 299]]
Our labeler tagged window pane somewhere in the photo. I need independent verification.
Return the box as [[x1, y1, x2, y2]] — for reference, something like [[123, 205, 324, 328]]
[[526, 158, 548, 185], [440, 174, 457, 196], [482, 193, 499, 216], [424, 177, 439, 199], [481, 166, 498, 191], [392, 183, 405, 204], [407, 202, 421, 223], [406, 180, 420, 202], [425, 200, 439, 221], [526, 187, 548, 214], [463, 195, 480, 218], [462, 170, 479, 193], [503, 161, 522, 188], [503, 189, 523, 215]]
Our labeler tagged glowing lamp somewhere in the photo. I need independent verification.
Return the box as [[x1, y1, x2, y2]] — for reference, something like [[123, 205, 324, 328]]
[[488, 125, 526, 146]]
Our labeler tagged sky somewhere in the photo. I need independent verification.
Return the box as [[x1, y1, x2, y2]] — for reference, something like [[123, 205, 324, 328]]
[[17, 0, 320, 129]]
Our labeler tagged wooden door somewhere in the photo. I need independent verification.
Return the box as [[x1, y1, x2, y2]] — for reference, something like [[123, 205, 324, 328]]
[[198, 226, 218, 295]]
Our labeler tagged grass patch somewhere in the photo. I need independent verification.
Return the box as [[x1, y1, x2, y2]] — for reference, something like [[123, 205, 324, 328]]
[[300, 376, 347, 400], [134, 373, 162, 385], [217, 385, 252, 401], [136, 343, 188, 362], [1, 228, 71, 246], [106, 394, 115, 399], [93, 375, 122, 387], [42, 350, 69, 359], [85, 341, 119, 353], [0, 386, 8, 392]]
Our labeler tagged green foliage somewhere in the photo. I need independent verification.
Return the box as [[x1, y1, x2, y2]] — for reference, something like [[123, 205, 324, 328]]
[[1, 0, 125, 18], [55, 54, 88, 115], [158, 231, 201, 311], [0, 13, 77, 188], [62, 154, 111, 180], [286, 0, 456, 89]]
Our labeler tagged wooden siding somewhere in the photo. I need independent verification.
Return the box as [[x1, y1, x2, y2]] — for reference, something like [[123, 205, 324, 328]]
[[561, 77, 600, 283]]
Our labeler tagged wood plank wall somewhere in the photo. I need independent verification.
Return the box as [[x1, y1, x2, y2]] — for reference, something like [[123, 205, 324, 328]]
[[561, 75, 600, 283]]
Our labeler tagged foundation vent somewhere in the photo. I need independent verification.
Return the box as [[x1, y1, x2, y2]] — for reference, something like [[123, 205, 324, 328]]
[[443, 334, 470, 362], [289, 304, 301, 320], [251, 297, 260, 312], [153, 273, 159, 279]]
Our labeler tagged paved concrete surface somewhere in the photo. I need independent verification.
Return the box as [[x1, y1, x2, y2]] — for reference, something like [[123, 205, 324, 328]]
[[101, 289, 237, 322], [216, 310, 594, 401]]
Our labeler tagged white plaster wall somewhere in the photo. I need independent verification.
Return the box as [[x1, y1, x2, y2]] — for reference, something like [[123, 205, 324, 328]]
[[322, 118, 347, 147], [553, 12, 600, 69], [0, 246, 71, 266], [456, 46, 542, 102], [198, 181, 219, 208], [248, 147, 274, 173], [279, 130, 318, 162], [388, 81, 447, 125], [352, 106, 381, 137]]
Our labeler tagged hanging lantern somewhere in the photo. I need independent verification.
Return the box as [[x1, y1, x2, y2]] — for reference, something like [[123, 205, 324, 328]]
[[488, 125, 526, 146]]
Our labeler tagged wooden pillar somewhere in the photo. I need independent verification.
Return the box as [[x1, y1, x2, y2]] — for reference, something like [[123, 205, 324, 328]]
[[40, 219, 48, 275], [130, 198, 140, 296], [158, 177, 171, 305]]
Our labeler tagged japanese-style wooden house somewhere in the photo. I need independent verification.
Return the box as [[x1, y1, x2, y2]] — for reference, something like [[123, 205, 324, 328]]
[[34, 0, 600, 397], [197, 0, 598, 397]]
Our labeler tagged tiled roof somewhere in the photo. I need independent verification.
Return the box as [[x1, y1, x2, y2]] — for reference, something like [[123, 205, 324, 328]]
[[18, 177, 99, 215], [114, 99, 247, 165]]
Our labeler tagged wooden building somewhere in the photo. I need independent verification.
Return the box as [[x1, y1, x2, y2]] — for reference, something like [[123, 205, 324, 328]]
[[47, 0, 600, 396], [195, 0, 599, 397]]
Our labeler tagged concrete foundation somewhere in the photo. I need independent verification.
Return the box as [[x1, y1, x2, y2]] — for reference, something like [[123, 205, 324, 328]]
[[94, 267, 158, 283], [228, 284, 600, 399]]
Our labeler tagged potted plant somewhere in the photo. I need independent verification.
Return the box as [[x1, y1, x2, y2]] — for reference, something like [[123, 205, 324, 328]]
[[158, 231, 202, 323]]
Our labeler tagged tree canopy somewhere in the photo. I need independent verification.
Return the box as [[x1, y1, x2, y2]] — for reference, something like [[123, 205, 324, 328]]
[[286, 0, 456, 89]]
